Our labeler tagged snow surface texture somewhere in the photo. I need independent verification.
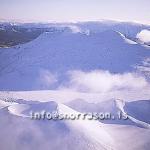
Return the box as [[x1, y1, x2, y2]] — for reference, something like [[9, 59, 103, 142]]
[[0, 95, 150, 150], [0, 21, 150, 150]]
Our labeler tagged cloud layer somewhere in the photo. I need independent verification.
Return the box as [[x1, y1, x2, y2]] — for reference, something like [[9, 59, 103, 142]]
[[34, 69, 150, 101], [66, 70, 149, 93], [36, 69, 58, 89]]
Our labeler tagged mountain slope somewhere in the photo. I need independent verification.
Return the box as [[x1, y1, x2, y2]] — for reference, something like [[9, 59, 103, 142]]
[[0, 29, 150, 90]]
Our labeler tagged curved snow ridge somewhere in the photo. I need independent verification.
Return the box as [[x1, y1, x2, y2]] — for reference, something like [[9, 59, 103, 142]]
[[58, 103, 116, 150], [8, 101, 58, 118], [115, 99, 150, 129], [7, 100, 116, 150], [117, 31, 137, 45], [0, 99, 17, 109], [8, 103, 30, 117]]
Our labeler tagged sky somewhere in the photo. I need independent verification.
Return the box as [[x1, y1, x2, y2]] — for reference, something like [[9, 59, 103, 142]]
[[0, 0, 150, 24]]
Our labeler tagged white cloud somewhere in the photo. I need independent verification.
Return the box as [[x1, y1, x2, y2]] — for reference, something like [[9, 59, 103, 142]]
[[66, 70, 149, 93], [31, 69, 150, 101], [37, 69, 58, 88], [136, 30, 150, 44]]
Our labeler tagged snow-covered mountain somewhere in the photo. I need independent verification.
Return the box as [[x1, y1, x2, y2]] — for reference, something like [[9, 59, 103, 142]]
[[0, 21, 150, 90], [0, 21, 150, 150], [0, 20, 150, 47]]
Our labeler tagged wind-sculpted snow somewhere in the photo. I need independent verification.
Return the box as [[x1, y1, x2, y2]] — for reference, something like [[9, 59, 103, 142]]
[[0, 97, 150, 150], [0, 99, 116, 150], [124, 100, 150, 124], [115, 99, 150, 129], [8, 101, 58, 118], [67, 98, 150, 129]]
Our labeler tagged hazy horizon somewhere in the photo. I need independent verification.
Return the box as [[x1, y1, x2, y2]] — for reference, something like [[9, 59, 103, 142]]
[[0, 0, 150, 24]]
